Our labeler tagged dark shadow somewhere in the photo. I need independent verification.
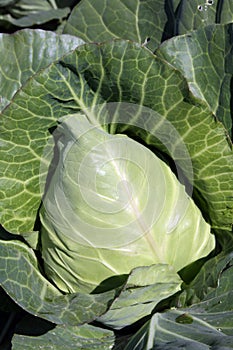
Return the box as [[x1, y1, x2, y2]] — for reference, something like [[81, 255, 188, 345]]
[[32, 124, 63, 276], [215, 0, 224, 23], [0, 225, 25, 243], [33, 124, 60, 234], [91, 274, 128, 294], [14, 313, 55, 337], [161, 0, 177, 43], [0, 311, 24, 349]]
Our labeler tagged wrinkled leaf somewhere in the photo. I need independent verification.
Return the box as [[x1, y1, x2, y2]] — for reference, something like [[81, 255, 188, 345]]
[[0, 236, 115, 325], [0, 29, 84, 111], [64, 0, 169, 51], [157, 23, 233, 135]]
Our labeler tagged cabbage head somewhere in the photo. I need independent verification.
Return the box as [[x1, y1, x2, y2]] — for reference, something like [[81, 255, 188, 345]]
[[40, 114, 215, 293]]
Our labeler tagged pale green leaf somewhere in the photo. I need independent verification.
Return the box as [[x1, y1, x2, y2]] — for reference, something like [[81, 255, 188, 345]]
[[40, 113, 214, 293]]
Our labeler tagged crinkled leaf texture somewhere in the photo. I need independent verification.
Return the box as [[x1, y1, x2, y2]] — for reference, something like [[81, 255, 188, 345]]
[[40, 114, 215, 293]]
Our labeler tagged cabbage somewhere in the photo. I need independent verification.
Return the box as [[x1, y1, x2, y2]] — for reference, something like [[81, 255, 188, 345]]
[[40, 114, 215, 293]]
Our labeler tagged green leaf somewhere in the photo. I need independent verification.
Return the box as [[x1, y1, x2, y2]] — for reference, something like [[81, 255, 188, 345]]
[[0, 0, 71, 29], [187, 267, 233, 336], [0, 237, 115, 325], [157, 23, 233, 134], [12, 322, 115, 350], [124, 309, 233, 349], [219, 0, 233, 24], [123, 252, 233, 349], [96, 264, 182, 329], [175, 0, 233, 34], [0, 29, 84, 112], [1, 8, 70, 27], [177, 251, 233, 306], [0, 40, 232, 237], [64, 0, 169, 51], [125, 259, 233, 348]]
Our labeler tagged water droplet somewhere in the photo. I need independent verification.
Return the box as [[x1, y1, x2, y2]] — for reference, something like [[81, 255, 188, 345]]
[[206, 0, 214, 5], [197, 5, 203, 11], [217, 328, 222, 332], [175, 313, 193, 324]]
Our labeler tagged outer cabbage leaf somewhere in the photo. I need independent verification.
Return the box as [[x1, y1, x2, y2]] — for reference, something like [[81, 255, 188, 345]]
[[124, 253, 233, 349], [0, 229, 115, 325], [12, 321, 115, 350], [40, 114, 215, 293], [157, 23, 233, 135], [0, 29, 84, 112], [63, 0, 169, 51]]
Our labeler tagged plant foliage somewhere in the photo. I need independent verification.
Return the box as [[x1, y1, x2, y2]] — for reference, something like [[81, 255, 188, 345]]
[[0, 0, 232, 349]]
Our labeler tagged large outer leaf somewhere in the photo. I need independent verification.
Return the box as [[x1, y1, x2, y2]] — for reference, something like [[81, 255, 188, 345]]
[[63, 0, 169, 51], [0, 29, 84, 111], [40, 113, 214, 293], [0, 40, 232, 236], [0, 235, 115, 324], [157, 23, 233, 135], [124, 254, 233, 349], [64, 0, 233, 48], [12, 322, 115, 350], [178, 251, 233, 305], [124, 310, 233, 349]]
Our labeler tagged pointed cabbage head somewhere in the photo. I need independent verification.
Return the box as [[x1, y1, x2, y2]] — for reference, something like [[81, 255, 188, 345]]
[[40, 114, 215, 293]]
